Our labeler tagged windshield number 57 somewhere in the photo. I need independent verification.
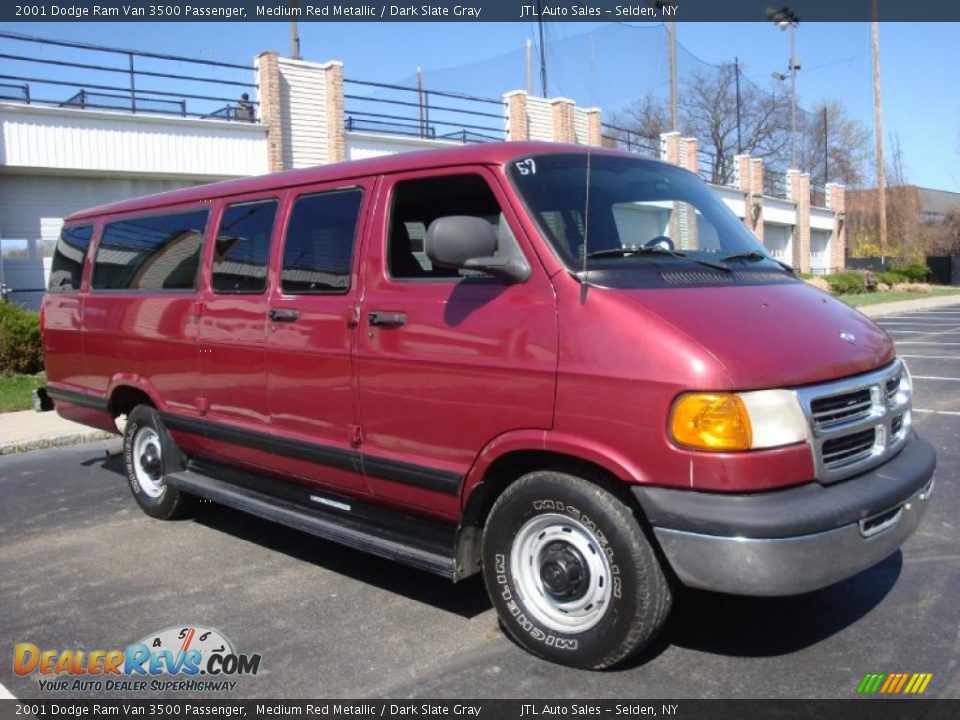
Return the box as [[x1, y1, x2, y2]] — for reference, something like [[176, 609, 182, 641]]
[[515, 159, 536, 176]]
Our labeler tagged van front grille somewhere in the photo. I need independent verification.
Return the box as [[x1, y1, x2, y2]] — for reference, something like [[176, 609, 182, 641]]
[[821, 428, 876, 468], [796, 360, 911, 484]]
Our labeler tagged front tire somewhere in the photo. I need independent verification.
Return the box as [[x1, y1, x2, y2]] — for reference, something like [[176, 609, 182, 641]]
[[482, 471, 672, 669], [123, 404, 197, 520]]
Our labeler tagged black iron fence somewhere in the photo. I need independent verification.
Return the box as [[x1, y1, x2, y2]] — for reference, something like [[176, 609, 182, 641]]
[[343, 78, 504, 143], [599, 123, 659, 157], [0, 31, 259, 121]]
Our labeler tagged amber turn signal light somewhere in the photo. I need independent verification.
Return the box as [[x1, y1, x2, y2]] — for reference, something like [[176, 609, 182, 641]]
[[670, 393, 753, 451]]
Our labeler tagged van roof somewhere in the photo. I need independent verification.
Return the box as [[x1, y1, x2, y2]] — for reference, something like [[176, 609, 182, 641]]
[[64, 141, 647, 222]]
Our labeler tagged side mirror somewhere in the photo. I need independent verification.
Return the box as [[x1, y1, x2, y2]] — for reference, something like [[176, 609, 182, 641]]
[[426, 216, 530, 283]]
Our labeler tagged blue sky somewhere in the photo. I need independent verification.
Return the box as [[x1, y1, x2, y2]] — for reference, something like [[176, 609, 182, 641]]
[[4, 20, 958, 190]]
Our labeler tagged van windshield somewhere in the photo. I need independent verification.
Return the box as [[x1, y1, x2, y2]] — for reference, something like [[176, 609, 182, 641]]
[[509, 153, 782, 273]]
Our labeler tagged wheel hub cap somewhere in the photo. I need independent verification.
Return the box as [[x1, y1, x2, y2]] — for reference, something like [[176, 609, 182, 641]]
[[540, 541, 589, 600]]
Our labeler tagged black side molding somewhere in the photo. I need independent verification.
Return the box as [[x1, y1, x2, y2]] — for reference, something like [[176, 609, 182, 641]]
[[166, 464, 458, 579], [632, 433, 936, 539], [160, 412, 462, 496], [46, 385, 109, 412]]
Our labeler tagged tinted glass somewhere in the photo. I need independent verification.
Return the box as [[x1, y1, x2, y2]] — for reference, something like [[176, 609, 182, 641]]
[[213, 200, 278, 293], [281, 189, 362, 294], [93, 211, 208, 290], [49, 224, 93, 291], [388, 175, 503, 279]]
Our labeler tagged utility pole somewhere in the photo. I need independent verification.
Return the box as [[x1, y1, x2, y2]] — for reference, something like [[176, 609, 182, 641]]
[[668, 20, 678, 131], [734, 57, 742, 155], [872, 4, 888, 256], [536, 9, 547, 97], [525, 38, 533, 95], [823, 105, 829, 188], [289, 0, 301, 60]]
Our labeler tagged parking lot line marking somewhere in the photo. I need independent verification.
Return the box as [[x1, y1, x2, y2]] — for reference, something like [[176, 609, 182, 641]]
[[899, 354, 960, 360], [914, 408, 960, 416], [0, 682, 15, 700], [911, 375, 960, 381]]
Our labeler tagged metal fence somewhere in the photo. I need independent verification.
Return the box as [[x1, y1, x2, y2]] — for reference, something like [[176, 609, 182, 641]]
[[343, 78, 504, 142], [599, 123, 659, 157], [0, 31, 259, 121]]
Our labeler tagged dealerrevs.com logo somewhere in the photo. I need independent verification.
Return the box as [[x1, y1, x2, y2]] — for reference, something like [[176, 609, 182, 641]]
[[13, 625, 262, 693]]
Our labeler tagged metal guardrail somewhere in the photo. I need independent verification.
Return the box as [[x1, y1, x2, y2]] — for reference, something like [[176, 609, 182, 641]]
[[343, 78, 504, 143], [0, 31, 259, 121]]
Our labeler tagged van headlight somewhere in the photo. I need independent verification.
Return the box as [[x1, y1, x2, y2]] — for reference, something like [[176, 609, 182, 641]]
[[670, 390, 809, 452]]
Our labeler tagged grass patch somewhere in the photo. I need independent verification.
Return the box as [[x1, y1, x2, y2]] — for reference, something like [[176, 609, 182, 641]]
[[841, 288, 960, 307], [0, 373, 45, 413]]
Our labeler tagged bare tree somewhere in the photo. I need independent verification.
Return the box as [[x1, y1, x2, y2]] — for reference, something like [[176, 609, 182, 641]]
[[607, 94, 671, 156], [680, 63, 791, 184], [798, 100, 872, 187], [612, 62, 791, 184]]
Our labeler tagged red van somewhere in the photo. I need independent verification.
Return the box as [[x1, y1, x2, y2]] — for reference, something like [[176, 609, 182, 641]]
[[40, 142, 935, 669]]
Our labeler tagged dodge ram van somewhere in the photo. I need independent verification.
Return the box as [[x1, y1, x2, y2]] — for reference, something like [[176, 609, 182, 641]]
[[40, 142, 936, 669]]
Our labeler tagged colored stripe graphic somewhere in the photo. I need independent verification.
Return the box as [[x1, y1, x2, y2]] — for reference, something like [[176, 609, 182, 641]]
[[857, 672, 933, 694]]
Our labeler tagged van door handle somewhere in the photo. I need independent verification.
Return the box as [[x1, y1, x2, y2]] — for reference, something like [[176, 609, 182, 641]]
[[268, 308, 300, 322], [368, 311, 407, 328]]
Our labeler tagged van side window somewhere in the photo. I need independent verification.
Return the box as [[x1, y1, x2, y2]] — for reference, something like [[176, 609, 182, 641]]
[[212, 199, 278, 294], [388, 174, 505, 280], [281, 189, 363, 294], [92, 210, 208, 291], [49, 224, 93, 291]]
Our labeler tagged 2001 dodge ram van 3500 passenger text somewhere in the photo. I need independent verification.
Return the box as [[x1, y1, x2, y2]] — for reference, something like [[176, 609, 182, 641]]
[[40, 142, 936, 669]]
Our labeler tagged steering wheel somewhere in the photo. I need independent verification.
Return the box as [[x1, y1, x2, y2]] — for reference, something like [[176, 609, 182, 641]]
[[643, 236, 675, 251]]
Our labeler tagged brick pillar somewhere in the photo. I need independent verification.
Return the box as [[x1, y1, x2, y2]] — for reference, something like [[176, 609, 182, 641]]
[[750, 158, 764, 243], [660, 131, 681, 165], [678, 138, 699, 250], [584, 108, 602, 147], [680, 137, 699, 174], [256, 51, 284, 173], [734, 154, 753, 233], [551, 98, 575, 143], [322, 61, 345, 164], [789, 170, 811, 273], [504, 91, 529, 141], [827, 182, 846, 271]]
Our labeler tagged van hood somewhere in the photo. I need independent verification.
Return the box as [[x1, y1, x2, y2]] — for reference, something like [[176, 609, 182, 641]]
[[617, 282, 895, 390]]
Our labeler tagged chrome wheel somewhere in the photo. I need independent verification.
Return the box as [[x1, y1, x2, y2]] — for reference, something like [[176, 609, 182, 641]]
[[132, 426, 164, 498], [509, 513, 613, 634]]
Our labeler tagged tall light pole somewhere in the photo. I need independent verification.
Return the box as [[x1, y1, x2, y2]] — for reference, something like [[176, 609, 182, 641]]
[[767, 6, 800, 169], [668, 20, 678, 132], [872, 3, 888, 256]]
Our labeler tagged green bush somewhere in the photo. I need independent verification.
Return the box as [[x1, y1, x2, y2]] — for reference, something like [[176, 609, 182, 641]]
[[0, 303, 43, 375], [888, 263, 930, 283], [876, 271, 909, 286], [825, 272, 867, 296]]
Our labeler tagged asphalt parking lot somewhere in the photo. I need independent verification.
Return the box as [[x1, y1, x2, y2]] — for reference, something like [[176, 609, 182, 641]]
[[1, 303, 958, 700]]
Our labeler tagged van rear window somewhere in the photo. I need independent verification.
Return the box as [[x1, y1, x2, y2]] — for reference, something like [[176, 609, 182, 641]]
[[49, 224, 93, 291], [92, 210, 208, 291]]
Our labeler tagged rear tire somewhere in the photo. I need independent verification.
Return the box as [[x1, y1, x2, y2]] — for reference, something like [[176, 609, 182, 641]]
[[482, 471, 671, 669], [123, 404, 197, 520]]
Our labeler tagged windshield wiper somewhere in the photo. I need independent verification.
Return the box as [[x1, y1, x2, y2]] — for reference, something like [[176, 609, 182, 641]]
[[585, 246, 731, 273], [721, 250, 794, 273]]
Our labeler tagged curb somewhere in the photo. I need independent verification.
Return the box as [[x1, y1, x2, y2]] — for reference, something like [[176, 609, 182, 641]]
[[857, 294, 960, 318], [0, 430, 116, 456]]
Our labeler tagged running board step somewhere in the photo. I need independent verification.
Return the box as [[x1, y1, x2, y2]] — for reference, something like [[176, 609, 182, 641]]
[[166, 468, 458, 579]]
